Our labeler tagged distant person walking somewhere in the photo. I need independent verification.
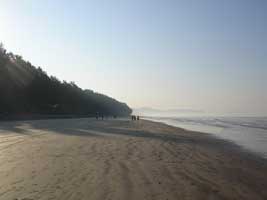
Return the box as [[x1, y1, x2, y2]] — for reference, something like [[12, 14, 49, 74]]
[[131, 115, 137, 121]]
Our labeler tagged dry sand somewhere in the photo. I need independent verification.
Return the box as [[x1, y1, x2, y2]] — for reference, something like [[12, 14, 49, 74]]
[[0, 118, 267, 200]]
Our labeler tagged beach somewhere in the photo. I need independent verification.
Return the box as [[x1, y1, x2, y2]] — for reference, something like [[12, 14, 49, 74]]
[[0, 118, 267, 200]]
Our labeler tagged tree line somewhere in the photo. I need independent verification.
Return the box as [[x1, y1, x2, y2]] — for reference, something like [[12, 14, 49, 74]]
[[0, 43, 132, 117]]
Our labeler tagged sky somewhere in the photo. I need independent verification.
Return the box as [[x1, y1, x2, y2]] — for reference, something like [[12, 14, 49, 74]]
[[0, 0, 266, 116]]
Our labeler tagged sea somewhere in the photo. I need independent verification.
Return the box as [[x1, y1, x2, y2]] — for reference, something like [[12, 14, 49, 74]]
[[143, 116, 267, 159]]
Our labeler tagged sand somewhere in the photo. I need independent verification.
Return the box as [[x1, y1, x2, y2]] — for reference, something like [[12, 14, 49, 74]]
[[0, 118, 267, 200]]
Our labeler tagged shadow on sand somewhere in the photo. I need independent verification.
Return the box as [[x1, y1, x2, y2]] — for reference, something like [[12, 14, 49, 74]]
[[0, 118, 234, 149]]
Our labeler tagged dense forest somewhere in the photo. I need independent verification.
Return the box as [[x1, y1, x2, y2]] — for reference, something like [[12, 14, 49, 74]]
[[0, 43, 132, 118]]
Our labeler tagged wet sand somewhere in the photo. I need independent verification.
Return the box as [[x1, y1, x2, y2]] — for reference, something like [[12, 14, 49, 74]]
[[0, 118, 267, 200]]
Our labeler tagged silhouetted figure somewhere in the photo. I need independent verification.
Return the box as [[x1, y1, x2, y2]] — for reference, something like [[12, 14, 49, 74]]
[[101, 114, 104, 120], [131, 115, 137, 120], [137, 116, 140, 120]]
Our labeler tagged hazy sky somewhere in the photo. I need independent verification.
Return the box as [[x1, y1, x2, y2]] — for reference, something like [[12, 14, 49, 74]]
[[0, 0, 266, 116]]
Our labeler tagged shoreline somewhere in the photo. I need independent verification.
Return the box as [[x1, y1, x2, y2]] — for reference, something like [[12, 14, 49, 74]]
[[0, 118, 267, 199], [143, 119, 267, 165], [143, 116, 267, 159]]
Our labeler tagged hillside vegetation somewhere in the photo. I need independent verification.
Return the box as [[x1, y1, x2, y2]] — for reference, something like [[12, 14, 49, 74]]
[[0, 43, 132, 117]]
